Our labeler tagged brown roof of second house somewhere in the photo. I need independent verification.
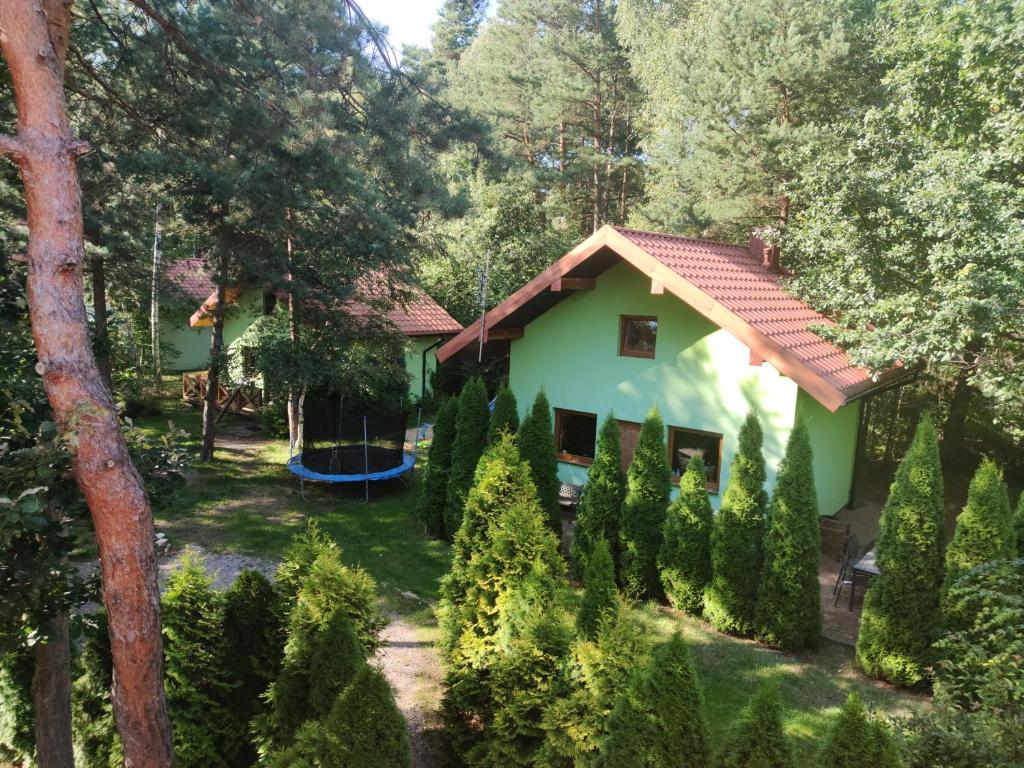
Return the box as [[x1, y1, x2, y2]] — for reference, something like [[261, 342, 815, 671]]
[[437, 225, 905, 412], [165, 258, 215, 301]]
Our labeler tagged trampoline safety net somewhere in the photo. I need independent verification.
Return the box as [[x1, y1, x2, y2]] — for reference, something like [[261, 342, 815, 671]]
[[298, 393, 410, 476]]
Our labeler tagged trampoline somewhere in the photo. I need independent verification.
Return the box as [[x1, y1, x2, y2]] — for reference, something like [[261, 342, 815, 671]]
[[287, 391, 423, 501]]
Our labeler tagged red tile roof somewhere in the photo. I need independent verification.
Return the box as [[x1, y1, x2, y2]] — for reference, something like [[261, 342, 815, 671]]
[[165, 258, 214, 301], [437, 225, 905, 412]]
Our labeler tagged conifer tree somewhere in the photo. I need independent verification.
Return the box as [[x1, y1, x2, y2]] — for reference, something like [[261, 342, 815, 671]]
[[416, 396, 459, 537], [619, 408, 672, 599], [704, 410, 768, 634], [445, 377, 491, 536], [658, 454, 714, 615], [942, 458, 1015, 593], [718, 685, 793, 768], [1016, 493, 1024, 555], [488, 385, 520, 444], [756, 420, 822, 650], [577, 537, 617, 639], [598, 633, 710, 768], [518, 389, 562, 535], [857, 414, 945, 687], [573, 414, 627, 576], [819, 693, 903, 768]]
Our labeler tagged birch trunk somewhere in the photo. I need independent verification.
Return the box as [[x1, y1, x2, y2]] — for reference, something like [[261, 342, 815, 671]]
[[149, 203, 161, 385]]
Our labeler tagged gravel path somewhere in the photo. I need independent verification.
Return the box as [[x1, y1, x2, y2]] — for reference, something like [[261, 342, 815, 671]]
[[157, 545, 277, 591]]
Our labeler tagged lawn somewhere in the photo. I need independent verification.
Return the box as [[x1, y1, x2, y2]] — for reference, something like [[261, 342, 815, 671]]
[[137, 385, 925, 764]]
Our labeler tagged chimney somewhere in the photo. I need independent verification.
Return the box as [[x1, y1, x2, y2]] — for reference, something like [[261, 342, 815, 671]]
[[749, 230, 779, 270]]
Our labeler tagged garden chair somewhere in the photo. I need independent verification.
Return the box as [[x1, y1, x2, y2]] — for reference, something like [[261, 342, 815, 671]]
[[833, 534, 873, 610]]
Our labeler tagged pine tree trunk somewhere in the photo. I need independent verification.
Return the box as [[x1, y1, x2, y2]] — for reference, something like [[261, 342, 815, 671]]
[[32, 613, 73, 768], [91, 255, 112, 387], [149, 203, 161, 386], [201, 283, 227, 461], [591, 0, 603, 232], [0, 4, 174, 766]]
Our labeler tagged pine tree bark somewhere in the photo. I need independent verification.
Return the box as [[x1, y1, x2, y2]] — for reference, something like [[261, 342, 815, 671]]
[[0, 4, 174, 767], [90, 255, 111, 387], [201, 282, 227, 460], [32, 613, 73, 768]]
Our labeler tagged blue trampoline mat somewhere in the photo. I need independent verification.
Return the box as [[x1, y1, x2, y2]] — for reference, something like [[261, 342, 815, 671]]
[[286, 452, 416, 483]]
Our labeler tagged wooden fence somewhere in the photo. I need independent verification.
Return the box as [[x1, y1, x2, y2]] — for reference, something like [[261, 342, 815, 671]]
[[181, 371, 262, 417]]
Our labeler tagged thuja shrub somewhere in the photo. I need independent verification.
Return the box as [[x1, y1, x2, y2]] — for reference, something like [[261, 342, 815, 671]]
[[755, 419, 821, 651], [445, 376, 490, 537], [71, 613, 121, 768], [488, 385, 519, 444], [857, 415, 944, 687], [572, 414, 626, 577], [619, 408, 671, 599], [275, 519, 337, 605], [518, 389, 562, 536], [598, 633, 710, 768], [717, 684, 793, 768], [942, 457, 1015, 594], [416, 395, 458, 537], [704, 410, 767, 635], [658, 454, 713, 615], [819, 693, 902, 768], [0, 648, 33, 765], [577, 536, 617, 639]]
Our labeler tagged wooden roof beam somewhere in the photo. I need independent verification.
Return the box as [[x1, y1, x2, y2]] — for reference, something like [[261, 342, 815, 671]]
[[550, 277, 595, 292]]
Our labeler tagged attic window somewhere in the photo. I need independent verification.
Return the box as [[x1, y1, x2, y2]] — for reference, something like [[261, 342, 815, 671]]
[[619, 316, 657, 358], [668, 426, 723, 493], [554, 408, 597, 466]]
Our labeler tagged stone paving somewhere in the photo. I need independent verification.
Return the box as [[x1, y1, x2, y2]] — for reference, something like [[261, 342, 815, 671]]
[[819, 501, 882, 646]]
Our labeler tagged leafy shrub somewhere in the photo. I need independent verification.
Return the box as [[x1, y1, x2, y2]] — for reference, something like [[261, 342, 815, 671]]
[[572, 414, 626, 578], [717, 684, 792, 768], [704, 410, 767, 635], [857, 415, 945, 687], [445, 376, 490, 536], [1015, 492, 1024, 555], [897, 699, 1024, 768], [658, 454, 713, 615], [416, 395, 458, 537], [597, 632, 710, 768], [488, 385, 520, 444], [942, 457, 1015, 594], [0, 648, 33, 765], [755, 419, 821, 651], [619, 408, 671, 599], [577, 536, 617, 639], [259, 398, 289, 438], [819, 693, 902, 768], [518, 389, 562, 535]]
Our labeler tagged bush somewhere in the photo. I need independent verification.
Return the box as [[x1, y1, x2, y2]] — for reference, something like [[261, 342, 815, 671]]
[[416, 395, 458, 537], [577, 537, 617, 639], [71, 612, 122, 768], [1015, 493, 1024, 555], [856, 414, 945, 687], [755, 419, 821, 651], [260, 398, 289, 438], [597, 633, 709, 768], [445, 376, 490, 537], [518, 389, 562, 536], [717, 684, 792, 768], [619, 408, 671, 599], [942, 458, 1015, 594], [488, 385, 519, 444], [572, 414, 626, 577], [162, 554, 241, 768], [0, 648, 33, 765], [819, 693, 902, 768], [658, 454, 713, 615], [275, 520, 337, 605], [704, 410, 767, 635]]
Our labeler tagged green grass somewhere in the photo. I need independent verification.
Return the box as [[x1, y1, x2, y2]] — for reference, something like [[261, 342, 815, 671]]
[[137, 385, 924, 762]]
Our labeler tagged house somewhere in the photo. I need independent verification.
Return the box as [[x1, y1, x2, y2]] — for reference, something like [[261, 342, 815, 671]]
[[437, 226, 908, 516], [162, 259, 462, 402]]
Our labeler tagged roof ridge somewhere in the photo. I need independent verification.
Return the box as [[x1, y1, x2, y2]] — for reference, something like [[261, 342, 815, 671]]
[[611, 225, 749, 253]]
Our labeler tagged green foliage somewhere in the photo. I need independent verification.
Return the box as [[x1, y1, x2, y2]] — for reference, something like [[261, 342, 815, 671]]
[[517, 389, 562, 536], [755, 420, 822, 651], [619, 408, 671, 599], [161, 554, 241, 768], [275, 520, 337, 605], [820, 693, 902, 768], [71, 613, 121, 768], [488, 385, 520, 444], [704, 411, 767, 635], [259, 399, 289, 439], [0, 648, 33, 765], [577, 537, 617, 639], [597, 633, 710, 768], [857, 415, 945, 687], [445, 376, 491, 537], [1016, 493, 1024, 555], [717, 685, 793, 768], [658, 454, 713, 615], [942, 458, 1015, 594], [417, 395, 459, 537], [573, 414, 626, 577]]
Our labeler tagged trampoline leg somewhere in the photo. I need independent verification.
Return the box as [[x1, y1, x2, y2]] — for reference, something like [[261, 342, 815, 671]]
[[300, 476, 306, 501]]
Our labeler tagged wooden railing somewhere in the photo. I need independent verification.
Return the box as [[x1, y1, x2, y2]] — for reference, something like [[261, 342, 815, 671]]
[[181, 371, 262, 416]]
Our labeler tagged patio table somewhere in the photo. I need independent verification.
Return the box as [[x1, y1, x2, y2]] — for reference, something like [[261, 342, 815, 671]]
[[847, 547, 880, 609]]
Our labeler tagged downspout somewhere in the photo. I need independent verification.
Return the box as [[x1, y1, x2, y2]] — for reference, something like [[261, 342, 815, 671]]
[[421, 336, 444, 401]]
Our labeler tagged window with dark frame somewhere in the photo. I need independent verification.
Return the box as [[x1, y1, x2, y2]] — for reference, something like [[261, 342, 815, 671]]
[[619, 315, 658, 358], [668, 426, 723, 492], [554, 408, 598, 465]]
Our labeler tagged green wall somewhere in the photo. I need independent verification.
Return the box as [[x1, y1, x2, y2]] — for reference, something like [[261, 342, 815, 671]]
[[508, 261, 803, 510], [160, 313, 211, 372], [795, 390, 861, 516], [405, 335, 443, 403]]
